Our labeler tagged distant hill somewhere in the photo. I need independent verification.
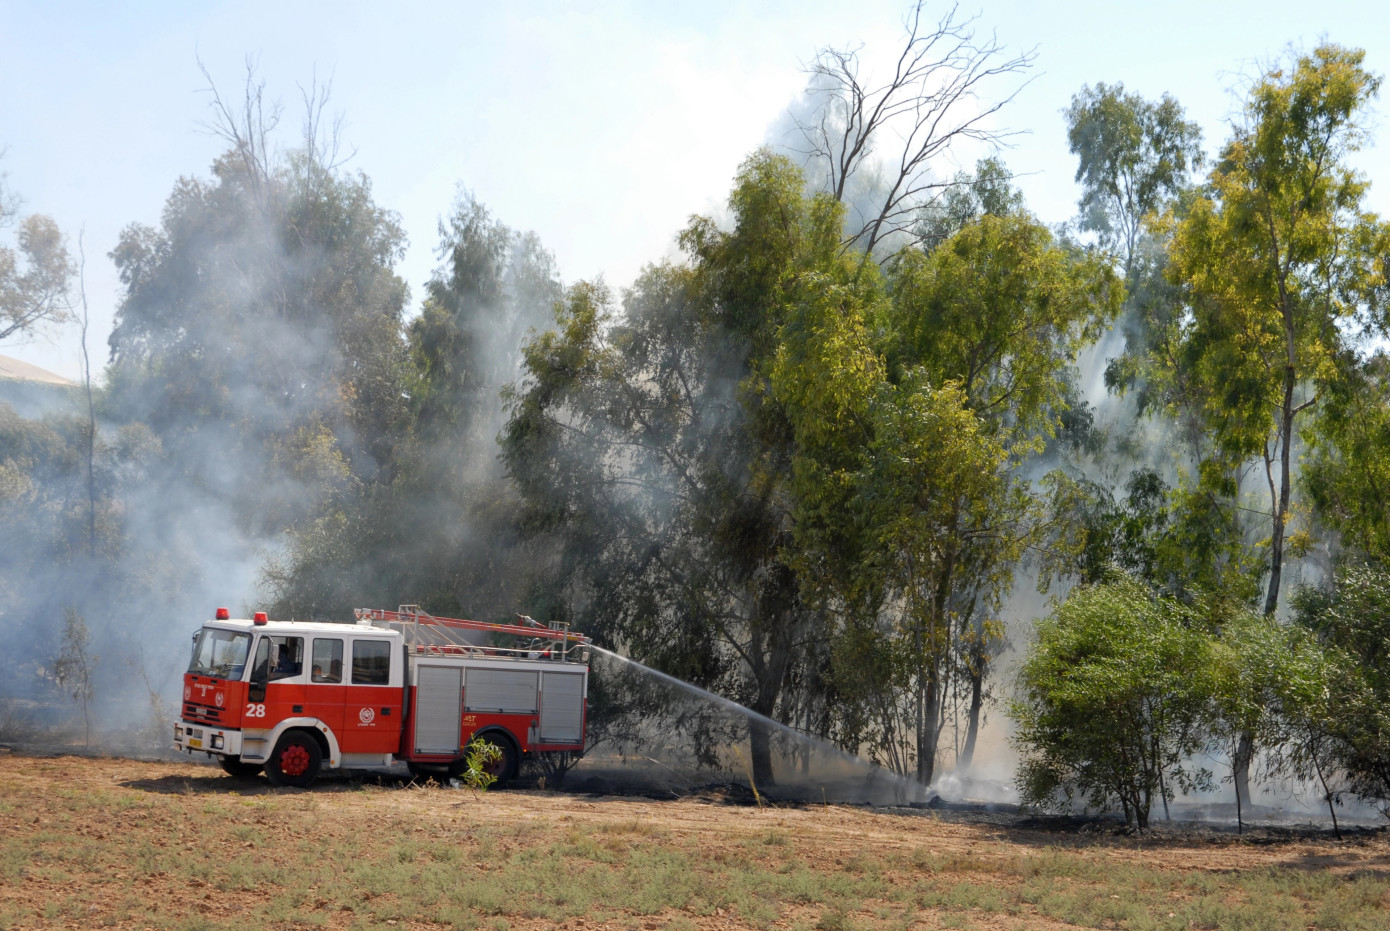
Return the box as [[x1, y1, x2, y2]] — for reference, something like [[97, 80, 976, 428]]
[[0, 355, 76, 387], [0, 354, 80, 418]]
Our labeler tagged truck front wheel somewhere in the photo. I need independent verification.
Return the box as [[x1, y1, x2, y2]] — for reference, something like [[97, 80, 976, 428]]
[[266, 732, 322, 788], [218, 755, 263, 779]]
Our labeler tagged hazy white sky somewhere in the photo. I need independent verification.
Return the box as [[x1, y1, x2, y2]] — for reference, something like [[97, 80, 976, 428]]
[[2, 0, 1386, 380]]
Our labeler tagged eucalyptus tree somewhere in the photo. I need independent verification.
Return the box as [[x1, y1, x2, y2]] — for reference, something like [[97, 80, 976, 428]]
[[504, 152, 866, 785], [880, 213, 1121, 778], [775, 205, 1119, 785], [0, 165, 75, 345], [103, 70, 414, 661], [107, 151, 410, 533], [1164, 44, 1386, 619], [265, 193, 562, 621], [1065, 83, 1202, 282], [1139, 44, 1388, 811]]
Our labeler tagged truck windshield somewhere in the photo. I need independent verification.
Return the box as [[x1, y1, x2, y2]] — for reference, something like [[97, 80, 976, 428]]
[[188, 628, 252, 680]]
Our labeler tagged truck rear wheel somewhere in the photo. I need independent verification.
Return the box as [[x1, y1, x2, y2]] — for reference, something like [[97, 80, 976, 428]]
[[452, 733, 518, 786], [265, 731, 322, 788], [218, 755, 264, 779]]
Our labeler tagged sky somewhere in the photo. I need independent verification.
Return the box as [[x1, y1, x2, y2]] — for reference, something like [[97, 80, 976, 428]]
[[2, 0, 1387, 381]]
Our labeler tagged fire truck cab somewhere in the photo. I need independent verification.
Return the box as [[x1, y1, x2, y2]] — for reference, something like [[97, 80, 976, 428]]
[[173, 607, 589, 788]]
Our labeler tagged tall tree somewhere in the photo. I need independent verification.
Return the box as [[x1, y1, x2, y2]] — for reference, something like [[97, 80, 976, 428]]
[[107, 80, 410, 541], [778, 206, 1120, 785], [1165, 44, 1386, 618], [266, 193, 563, 621], [882, 213, 1121, 778], [1065, 83, 1203, 281], [505, 152, 865, 785]]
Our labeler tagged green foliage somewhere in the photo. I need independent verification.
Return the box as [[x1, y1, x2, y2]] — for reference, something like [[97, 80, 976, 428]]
[[1041, 466, 1262, 604], [0, 212, 75, 344], [1065, 82, 1202, 276], [504, 150, 854, 784], [1304, 354, 1390, 564], [762, 203, 1122, 783], [266, 190, 562, 621], [1207, 607, 1342, 827], [1294, 564, 1390, 810], [914, 157, 1027, 253], [457, 739, 503, 794], [1163, 44, 1387, 615], [1011, 577, 1215, 828], [888, 214, 1121, 448], [1041, 467, 1170, 590]]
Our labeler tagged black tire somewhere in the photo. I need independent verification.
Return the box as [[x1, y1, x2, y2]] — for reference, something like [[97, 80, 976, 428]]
[[456, 732, 518, 786], [265, 731, 322, 788], [218, 755, 263, 779]]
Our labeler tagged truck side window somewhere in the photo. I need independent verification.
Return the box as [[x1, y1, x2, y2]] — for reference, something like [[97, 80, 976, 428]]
[[351, 640, 391, 685], [269, 636, 305, 681], [311, 639, 344, 683]]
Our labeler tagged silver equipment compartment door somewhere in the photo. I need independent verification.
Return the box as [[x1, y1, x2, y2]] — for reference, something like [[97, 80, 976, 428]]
[[539, 671, 585, 743], [414, 665, 462, 754], [464, 667, 539, 714]]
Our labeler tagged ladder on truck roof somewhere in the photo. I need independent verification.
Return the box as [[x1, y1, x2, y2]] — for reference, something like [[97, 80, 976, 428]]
[[354, 606, 590, 662]]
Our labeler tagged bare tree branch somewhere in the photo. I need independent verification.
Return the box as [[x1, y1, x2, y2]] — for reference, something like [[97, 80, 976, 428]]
[[196, 55, 281, 198], [299, 68, 356, 175], [793, 2, 1035, 256]]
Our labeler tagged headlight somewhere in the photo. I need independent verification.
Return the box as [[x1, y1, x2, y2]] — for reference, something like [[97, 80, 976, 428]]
[[212, 735, 224, 750]]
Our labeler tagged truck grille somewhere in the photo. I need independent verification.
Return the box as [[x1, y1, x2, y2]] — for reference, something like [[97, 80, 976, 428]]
[[183, 703, 222, 723]]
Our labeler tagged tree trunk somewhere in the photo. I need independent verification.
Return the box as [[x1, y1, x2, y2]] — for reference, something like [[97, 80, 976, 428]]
[[746, 606, 795, 790], [800, 702, 811, 776], [957, 662, 984, 772], [1233, 730, 1254, 826], [1263, 362, 1296, 618], [748, 718, 775, 789], [916, 665, 940, 786], [77, 235, 97, 557]]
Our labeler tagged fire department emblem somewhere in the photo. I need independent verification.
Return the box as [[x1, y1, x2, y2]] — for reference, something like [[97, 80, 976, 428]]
[[214, 691, 224, 707], [358, 707, 375, 725], [183, 685, 191, 700]]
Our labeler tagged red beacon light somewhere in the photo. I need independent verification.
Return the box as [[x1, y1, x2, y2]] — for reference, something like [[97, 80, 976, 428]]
[[253, 611, 268, 625], [215, 607, 230, 620]]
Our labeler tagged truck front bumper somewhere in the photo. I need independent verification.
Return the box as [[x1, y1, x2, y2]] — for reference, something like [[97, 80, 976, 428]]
[[173, 720, 242, 757]]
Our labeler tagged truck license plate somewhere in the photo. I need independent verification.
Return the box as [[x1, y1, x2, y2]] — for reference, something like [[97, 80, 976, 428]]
[[189, 738, 202, 748]]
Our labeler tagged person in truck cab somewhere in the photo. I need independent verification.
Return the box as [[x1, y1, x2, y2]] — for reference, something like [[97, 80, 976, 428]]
[[272, 645, 300, 679]]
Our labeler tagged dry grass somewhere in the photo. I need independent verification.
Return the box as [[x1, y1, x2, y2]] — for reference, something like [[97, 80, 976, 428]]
[[2, 752, 1389, 930]]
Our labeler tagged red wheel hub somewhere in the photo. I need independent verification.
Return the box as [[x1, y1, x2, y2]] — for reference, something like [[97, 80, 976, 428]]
[[280, 744, 311, 777]]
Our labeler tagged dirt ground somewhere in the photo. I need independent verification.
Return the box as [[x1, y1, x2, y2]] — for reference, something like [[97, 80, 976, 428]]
[[3, 749, 1390, 930]]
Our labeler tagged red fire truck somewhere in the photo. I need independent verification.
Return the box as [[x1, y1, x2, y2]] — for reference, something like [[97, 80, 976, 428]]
[[173, 606, 590, 787]]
